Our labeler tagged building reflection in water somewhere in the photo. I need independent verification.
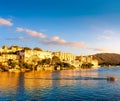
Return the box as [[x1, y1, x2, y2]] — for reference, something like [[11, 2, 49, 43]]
[[55, 70, 99, 87], [0, 72, 21, 99], [53, 70, 77, 86], [0, 70, 99, 100], [0, 70, 98, 91], [76, 70, 99, 87], [0, 72, 19, 91], [24, 71, 53, 90], [24, 71, 53, 99]]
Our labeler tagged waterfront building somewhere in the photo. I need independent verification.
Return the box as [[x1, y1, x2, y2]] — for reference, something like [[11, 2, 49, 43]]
[[0, 54, 18, 67], [24, 50, 52, 62], [9, 46, 23, 52], [0, 45, 23, 53], [76, 56, 98, 68], [0, 45, 99, 68], [91, 59, 98, 68], [0, 54, 17, 62], [52, 51, 75, 61]]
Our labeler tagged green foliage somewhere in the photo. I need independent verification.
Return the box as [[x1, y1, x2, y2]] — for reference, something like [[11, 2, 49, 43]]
[[23, 47, 32, 50], [8, 52, 16, 54], [37, 61, 42, 65], [41, 58, 51, 64], [23, 63, 33, 70], [40, 58, 51, 65], [9, 46, 20, 49], [33, 47, 42, 51], [19, 60, 33, 70], [2, 45, 8, 49], [56, 62, 75, 69], [52, 56, 61, 64], [8, 59, 17, 68], [81, 63, 93, 68]]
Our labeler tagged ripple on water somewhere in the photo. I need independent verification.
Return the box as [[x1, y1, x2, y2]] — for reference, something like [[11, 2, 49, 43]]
[[0, 68, 120, 100]]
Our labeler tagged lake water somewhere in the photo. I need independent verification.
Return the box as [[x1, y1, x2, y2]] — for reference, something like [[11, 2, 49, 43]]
[[0, 67, 120, 101]]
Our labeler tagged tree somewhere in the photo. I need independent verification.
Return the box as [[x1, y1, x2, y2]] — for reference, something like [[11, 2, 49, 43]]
[[41, 58, 51, 65], [9, 45, 20, 49], [52, 56, 61, 64], [81, 63, 93, 68], [2, 45, 8, 49], [33, 47, 42, 51], [23, 47, 32, 50], [8, 59, 16, 68]]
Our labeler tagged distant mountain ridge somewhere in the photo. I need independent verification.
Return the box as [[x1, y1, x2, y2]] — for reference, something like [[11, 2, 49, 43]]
[[92, 53, 120, 65]]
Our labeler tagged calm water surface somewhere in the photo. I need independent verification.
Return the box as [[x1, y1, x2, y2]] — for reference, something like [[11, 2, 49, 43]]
[[0, 67, 120, 101]]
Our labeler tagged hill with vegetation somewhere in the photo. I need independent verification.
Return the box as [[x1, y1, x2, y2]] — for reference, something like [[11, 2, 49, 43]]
[[92, 53, 120, 66]]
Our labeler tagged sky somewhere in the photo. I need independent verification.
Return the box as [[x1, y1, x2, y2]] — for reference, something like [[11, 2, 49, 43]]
[[0, 0, 120, 55]]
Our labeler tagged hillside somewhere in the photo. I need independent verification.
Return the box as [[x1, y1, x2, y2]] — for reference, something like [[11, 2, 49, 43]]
[[92, 53, 120, 65]]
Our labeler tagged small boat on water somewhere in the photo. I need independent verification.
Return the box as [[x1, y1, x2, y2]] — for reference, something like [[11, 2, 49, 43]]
[[107, 77, 118, 82]]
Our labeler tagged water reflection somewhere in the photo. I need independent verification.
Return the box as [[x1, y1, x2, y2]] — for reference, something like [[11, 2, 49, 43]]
[[0, 72, 19, 93], [24, 70, 99, 87], [0, 68, 119, 100], [24, 71, 53, 90], [76, 70, 99, 87], [0, 72, 24, 100], [52, 70, 98, 87], [0, 70, 99, 94]]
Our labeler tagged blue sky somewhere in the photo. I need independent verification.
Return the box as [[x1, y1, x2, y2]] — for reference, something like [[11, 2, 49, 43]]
[[0, 0, 120, 55]]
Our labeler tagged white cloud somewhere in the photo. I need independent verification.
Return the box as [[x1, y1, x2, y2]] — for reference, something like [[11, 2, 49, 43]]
[[16, 28, 86, 48], [51, 36, 67, 43], [103, 30, 115, 34], [6, 36, 33, 41], [68, 42, 86, 47], [0, 18, 13, 26], [41, 36, 86, 48], [16, 27, 24, 32], [97, 29, 116, 40], [93, 47, 109, 52], [25, 29, 46, 38], [98, 35, 111, 40], [88, 47, 113, 53], [16, 27, 46, 38]]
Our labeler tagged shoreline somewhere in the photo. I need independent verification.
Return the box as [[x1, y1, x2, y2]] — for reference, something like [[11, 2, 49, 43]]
[[0, 67, 99, 73]]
